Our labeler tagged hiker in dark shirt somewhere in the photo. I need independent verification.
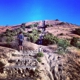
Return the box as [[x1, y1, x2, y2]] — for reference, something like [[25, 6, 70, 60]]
[[17, 32, 24, 51]]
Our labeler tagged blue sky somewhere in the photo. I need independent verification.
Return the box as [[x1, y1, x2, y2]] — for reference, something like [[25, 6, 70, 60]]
[[0, 0, 80, 26]]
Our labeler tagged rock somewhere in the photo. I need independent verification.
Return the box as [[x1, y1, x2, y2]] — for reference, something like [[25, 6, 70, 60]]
[[0, 46, 80, 80]]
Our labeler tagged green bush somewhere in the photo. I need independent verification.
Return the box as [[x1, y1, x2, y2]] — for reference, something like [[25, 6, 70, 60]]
[[27, 29, 39, 43], [23, 33, 29, 37], [43, 33, 58, 45], [5, 29, 17, 36], [32, 29, 38, 35], [32, 35, 39, 43], [57, 39, 70, 50], [56, 39, 70, 54], [27, 33, 39, 43], [11, 30, 17, 36], [37, 52, 44, 57], [15, 28, 21, 34], [5, 29, 12, 36], [6, 36, 13, 43], [37, 57, 41, 62], [57, 47, 65, 54]]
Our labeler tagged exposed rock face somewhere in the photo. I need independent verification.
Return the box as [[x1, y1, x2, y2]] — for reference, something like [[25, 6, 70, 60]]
[[0, 46, 80, 80]]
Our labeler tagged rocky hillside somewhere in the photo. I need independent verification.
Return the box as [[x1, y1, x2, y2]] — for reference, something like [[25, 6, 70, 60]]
[[0, 20, 80, 80], [0, 45, 80, 80]]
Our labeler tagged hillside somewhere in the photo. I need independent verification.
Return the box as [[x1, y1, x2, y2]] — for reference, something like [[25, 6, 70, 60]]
[[0, 20, 80, 80]]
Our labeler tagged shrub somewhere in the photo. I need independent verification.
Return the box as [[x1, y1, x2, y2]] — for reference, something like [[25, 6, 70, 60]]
[[45, 24, 49, 28], [32, 29, 38, 35], [70, 37, 78, 46], [59, 33, 64, 35], [33, 35, 39, 43], [0, 34, 3, 37], [56, 22, 65, 25], [30, 34, 39, 43], [43, 33, 58, 45], [16, 28, 21, 34], [34, 23, 38, 27], [37, 57, 41, 62], [71, 37, 80, 49], [23, 33, 29, 37], [27, 29, 39, 43], [5, 29, 12, 36], [5, 29, 17, 36], [57, 39, 70, 50], [12, 30, 17, 36], [6, 29, 10, 32], [76, 42, 80, 49], [8, 60, 15, 63], [6, 36, 13, 43], [57, 47, 65, 54], [38, 30, 41, 33], [26, 25, 31, 28], [72, 28, 80, 35], [37, 52, 44, 57], [0, 61, 5, 68], [27, 34, 39, 43], [0, 61, 5, 73], [56, 39, 70, 54]]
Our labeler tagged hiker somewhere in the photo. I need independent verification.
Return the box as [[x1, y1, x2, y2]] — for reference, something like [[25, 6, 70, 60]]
[[17, 31, 24, 51]]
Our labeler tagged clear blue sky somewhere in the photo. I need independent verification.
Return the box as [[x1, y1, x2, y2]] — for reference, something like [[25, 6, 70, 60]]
[[0, 0, 80, 26]]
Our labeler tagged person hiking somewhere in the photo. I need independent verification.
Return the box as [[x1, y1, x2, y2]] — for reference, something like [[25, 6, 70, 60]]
[[17, 31, 24, 51]]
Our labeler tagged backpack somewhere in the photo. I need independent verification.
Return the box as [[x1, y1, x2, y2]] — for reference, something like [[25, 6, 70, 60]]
[[18, 34, 24, 41]]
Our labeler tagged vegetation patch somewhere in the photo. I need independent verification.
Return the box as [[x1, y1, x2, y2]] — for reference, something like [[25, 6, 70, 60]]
[[70, 37, 80, 49], [0, 61, 5, 73], [72, 28, 80, 35], [57, 39, 70, 54], [37, 52, 44, 57], [37, 57, 42, 62], [43, 33, 58, 45]]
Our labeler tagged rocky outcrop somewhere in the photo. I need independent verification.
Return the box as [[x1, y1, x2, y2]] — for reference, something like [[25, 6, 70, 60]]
[[0, 46, 80, 80]]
